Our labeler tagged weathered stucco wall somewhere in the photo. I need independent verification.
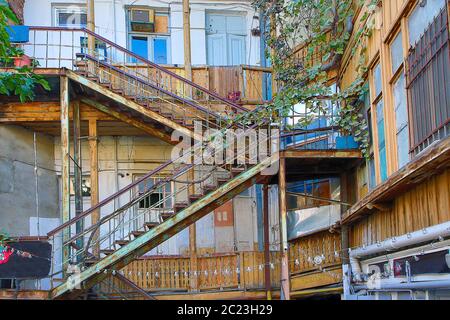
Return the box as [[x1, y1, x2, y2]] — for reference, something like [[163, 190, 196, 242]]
[[0, 124, 59, 236]]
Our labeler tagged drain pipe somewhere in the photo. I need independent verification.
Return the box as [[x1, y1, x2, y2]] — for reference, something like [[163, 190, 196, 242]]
[[349, 221, 450, 282]]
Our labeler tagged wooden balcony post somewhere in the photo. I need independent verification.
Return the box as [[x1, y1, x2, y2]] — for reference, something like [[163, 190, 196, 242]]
[[183, 0, 193, 98], [89, 119, 100, 257], [278, 157, 290, 300], [340, 172, 349, 263], [263, 183, 272, 300], [73, 100, 84, 258], [87, 0, 95, 54], [60, 76, 70, 270], [189, 223, 198, 291]]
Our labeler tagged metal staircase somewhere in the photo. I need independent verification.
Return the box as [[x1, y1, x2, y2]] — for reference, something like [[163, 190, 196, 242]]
[[28, 28, 278, 299]]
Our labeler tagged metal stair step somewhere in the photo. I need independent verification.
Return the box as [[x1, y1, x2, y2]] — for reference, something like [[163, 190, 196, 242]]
[[174, 202, 189, 213], [161, 212, 175, 220], [130, 230, 145, 238], [114, 240, 130, 247], [189, 193, 203, 204], [100, 249, 115, 256], [145, 222, 159, 229], [231, 167, 245, 177]]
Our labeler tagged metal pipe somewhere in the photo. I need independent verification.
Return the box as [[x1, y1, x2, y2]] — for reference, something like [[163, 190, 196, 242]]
[[33, 132, 40, 237], [349, 221, 450, 281], [354, 279, 450, 291]]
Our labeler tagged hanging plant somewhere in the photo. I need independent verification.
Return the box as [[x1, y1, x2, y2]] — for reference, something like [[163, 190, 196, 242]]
[[0, 4, 50, 102]]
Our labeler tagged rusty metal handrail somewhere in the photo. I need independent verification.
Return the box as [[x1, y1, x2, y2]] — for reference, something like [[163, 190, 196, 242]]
[[27, 26, 248, 113]]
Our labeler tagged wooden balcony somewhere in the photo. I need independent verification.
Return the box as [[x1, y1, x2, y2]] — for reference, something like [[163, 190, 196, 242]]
[[288, 230, 343, 297], [117, 251, 281, 295]]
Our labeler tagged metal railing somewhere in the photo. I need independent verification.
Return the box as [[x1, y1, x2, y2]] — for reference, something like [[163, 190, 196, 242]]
[[21, 27, 248, 115], [45, 121, 278, 292], [406, 7, 450, 156]]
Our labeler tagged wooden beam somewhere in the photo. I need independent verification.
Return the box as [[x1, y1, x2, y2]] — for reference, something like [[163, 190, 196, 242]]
[[60, 76, 70, 269], [340, 172, 349, 265], [189, 224, 198, 292], [65, 70, 200, 141], [263, 184, 272, 300], [89, 119, 100, 257], [183, 0, 193, 83], [73, 100, 84, 256], [278, 157, 290, 300], [80, 98, 175, 144], [281, 149, 362, 159], [87, 0, 95, 52]]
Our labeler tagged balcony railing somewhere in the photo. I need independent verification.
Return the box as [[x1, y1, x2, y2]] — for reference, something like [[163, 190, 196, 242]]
[[406, 7, 450, 156], [108, 251, 281, 293]]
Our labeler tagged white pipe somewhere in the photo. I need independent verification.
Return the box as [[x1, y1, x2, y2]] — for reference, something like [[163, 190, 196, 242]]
[[349, 221, 450, 282], [354, 279, 450, 291]]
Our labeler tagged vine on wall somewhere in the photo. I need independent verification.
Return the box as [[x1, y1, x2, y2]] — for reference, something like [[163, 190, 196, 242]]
[[242, 0, 380, 157]]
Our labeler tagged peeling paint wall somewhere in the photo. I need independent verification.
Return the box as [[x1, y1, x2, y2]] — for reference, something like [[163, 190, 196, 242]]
[[0, 125, 59, 236]]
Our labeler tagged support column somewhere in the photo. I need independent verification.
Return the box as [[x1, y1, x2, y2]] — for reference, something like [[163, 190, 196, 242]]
[[89, 119, 100, 257], [340, 172, 349, 264], [60, 76, 70, 268], [189, 223, 198, 292], [183, 0, 192, 82], [87, 0, 95, 54], [263, 184, 272, 300], [73, 101, 83, 255], [278, 157, 290, 300]]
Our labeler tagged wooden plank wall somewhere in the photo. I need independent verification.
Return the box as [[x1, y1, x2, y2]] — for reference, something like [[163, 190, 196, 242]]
[[289, 230, 342, 275], [350, 168, 450, 247], [121, 251, 281, 292]]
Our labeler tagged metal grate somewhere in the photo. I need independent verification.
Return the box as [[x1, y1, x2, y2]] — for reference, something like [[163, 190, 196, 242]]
[[406, 7, 450, 156]]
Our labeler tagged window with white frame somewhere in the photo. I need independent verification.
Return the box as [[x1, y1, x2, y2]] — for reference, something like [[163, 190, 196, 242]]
[[206, 12, 247, 66], [53, 5, 87, 28], [135, 176, 173, 210], [127, 8, 170, 64]]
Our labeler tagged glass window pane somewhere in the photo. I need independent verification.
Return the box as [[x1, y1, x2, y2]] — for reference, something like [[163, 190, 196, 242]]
[[379, 146, 388, 182], [394, 73, 408, 131], [369, 156, 376, 190], [131, 36, 148, 60], [153, 38, 168, 64], [397, 126, 410, 168], [373, 63, 382, 97], [376, 100, 385, 145], [391, 32, 403, 73], [408, 0, 446, 46]]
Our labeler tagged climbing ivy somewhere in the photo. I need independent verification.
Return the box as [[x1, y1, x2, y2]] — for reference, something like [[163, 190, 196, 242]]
[[0, 4, 50, 102], [235, 0, 379, 157]]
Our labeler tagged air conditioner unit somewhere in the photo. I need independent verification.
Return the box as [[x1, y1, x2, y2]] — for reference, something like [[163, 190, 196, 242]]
[[130, 9, 155, 33]]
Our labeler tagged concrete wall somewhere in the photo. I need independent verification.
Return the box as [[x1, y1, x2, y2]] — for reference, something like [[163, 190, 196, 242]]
[[0, 125, 59, 237], [23, 0, 261, 66]]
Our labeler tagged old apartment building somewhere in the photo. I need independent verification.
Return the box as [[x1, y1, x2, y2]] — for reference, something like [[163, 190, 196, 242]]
[[0, 0, 449, 301]]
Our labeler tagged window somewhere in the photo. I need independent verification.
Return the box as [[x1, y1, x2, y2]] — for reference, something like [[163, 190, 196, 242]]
[[370, 62, 387, 184], [376, 100, 388, 182], [390, 32, 403, 74], [54, 6, 87, 28], [69, 177, 91, 197], [128, 9, 170, 64], [393, 73, 409, 168], [288, 179, 331, 210], [135, 177, 172, 210], [408, 0, 446, 46], [206, 13, 246, 66]]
